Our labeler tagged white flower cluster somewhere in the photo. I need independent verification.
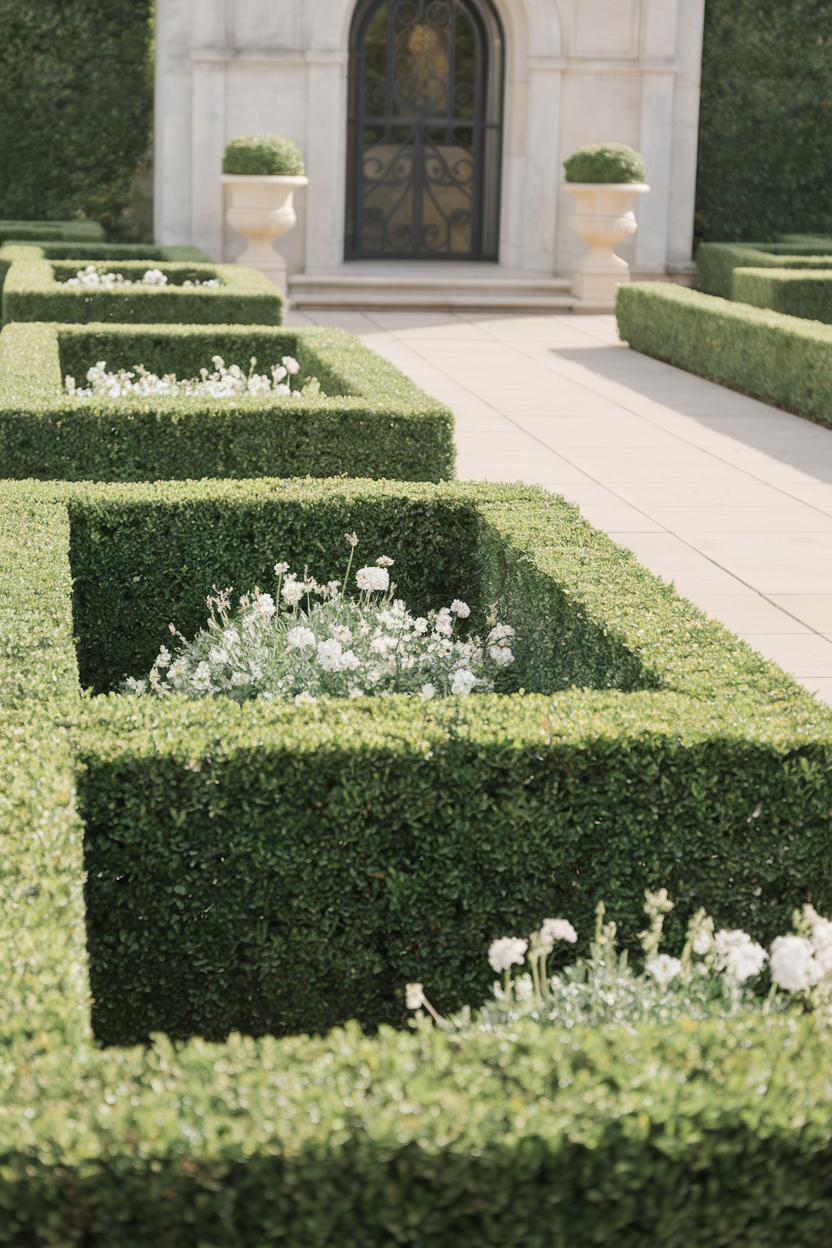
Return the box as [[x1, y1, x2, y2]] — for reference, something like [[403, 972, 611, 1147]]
[[60, 265, 219, 289], [123, 537, 515, 704], [65, 354, 318, 400], [405, 892, 832, 1031]]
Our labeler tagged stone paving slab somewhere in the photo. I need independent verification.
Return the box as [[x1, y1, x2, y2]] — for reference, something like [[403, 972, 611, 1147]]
[[289, 307, 832, 705]]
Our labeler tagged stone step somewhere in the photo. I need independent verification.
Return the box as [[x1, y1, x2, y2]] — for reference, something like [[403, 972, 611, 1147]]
[[291, 272, 573, 295]]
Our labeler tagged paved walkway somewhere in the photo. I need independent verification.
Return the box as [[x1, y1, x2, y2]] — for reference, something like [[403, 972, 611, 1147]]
[[290, 308, 832, 706]]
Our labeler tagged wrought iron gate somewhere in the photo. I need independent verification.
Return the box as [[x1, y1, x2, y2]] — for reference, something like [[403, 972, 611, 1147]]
[[347, 0, 504, 260]]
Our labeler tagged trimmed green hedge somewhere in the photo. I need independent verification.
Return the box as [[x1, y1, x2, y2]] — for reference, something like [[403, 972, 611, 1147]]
[[53, 477, 830, 1044], [734, 267, 832, 325], [0, 242, 210, 299], [2, 259, 282, 326], [0, 322, 455, 481], [0, 2, 153, 235], [0, 218, 104, 244], [616, 283, 832, 428], [696, 1, 832, 241], [1, 476, 831, 1240], [696, 241, 832, 298]]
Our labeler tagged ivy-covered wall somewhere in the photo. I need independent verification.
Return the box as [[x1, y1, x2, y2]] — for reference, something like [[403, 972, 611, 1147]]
[[0, 1, 154, 237], [696, 0, 832, 241]]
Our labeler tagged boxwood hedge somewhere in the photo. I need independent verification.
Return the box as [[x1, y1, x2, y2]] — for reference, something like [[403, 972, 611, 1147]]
[[48, 476, 832, 1043], [0, 241, 209, 298], [2, 258, 282, 326], [0, 322, 455, 481], [733, 268, 832, 325], [616, 282, 832, 428], [696, 240, 832, 298], [1, 475, 831, 1241], [0, 218, 104, 244], [1, 474, 832, 1238]]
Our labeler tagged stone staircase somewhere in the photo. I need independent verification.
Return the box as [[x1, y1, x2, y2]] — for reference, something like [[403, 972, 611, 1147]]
[[289, 262, 587, 313]]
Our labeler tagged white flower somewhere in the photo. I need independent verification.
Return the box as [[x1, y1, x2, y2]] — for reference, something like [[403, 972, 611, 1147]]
[[413, 617, 429, 635], [538, 918, 577, 949], [769, 935, 821, 992], [450, 599, 470, 618], [123, 676, 147, 694], [281, 577, 304, 607], [154, 645, 172, 669], [348, 686, 364, 699], [376, 555, 395, 568], [340, 650, 361, 671], [450, 668, 477, 696], [294, 691, 316, 706], [274, 561, 289, 576], [488, 645, 514, 667], [714, 929, 767, 983], [282, 355, 300, 375], [316, 638, 344, 671], [488, 936, 528, 974], [286, 626, 316, 651], [691, 929, 713, 956], [487, 623, 515, 644], [253, 592, 276, 617], [646, 954, 683, 986], [434, 609, 453, 636], [356, 566, 390, 593], [419, 682, 436, 700], [405, 983, 425, 1010]]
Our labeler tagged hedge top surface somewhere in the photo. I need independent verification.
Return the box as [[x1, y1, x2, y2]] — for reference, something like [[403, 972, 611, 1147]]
[[696, 240, 832, 298], [563, 143, 646, 184], [0, 321, 449, 417], [0, 218, 105, 244], [17, 473, 832, 732], [1, 259, 281, 326], [0, 241, 209, 264], [223, 133, 306, 176]]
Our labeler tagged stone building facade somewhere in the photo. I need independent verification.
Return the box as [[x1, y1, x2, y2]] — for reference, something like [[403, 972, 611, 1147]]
[[155, 0, 705, 279]]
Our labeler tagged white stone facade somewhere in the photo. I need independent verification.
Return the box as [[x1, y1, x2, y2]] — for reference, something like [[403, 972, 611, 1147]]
[[155, 0, 705, 276]]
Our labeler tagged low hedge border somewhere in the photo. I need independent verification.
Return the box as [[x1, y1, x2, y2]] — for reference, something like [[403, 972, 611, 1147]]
[[1, 476, 831, 1241], [0, 242, 209, 298], [734, 267, 832, 325], [0, 321, 455, 481], [696, 240, 832, 299], [616, 282, 832, 429], [2, 259, 282, 326], [0, 218, 104, 244]]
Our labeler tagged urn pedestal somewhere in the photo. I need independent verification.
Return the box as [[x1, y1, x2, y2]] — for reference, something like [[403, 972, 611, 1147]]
[[221, 174, 308, 294], [563, 183, 650, 304]]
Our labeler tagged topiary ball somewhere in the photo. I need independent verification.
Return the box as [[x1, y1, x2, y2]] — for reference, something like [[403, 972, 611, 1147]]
[[563, 143, 646, 185], [222, 134, 306, 177]]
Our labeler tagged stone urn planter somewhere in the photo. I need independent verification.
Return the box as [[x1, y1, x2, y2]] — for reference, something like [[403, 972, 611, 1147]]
[[221, 174, 308, 295], [563, 182, 650, 303]]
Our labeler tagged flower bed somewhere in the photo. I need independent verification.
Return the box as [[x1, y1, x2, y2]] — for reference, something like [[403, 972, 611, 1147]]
[[2, 475, 832, 1241], [0, 321, 454, 481], [0, 241, 210, 298], [1, 258, 282, 325], [13, 474, 825, 1045], [616, 283, 832, 428]]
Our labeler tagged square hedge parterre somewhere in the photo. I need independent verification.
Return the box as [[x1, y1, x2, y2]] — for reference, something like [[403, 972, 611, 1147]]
[[0, 321, 455, 481], [3, 475, 832, 1242], [0, 241, 209, 298], [13, 474, 832, 1043], [1, 257, 282, 325]]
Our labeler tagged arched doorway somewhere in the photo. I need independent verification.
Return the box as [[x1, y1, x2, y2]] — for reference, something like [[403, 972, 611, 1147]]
[[346, 0, 505, 260]]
